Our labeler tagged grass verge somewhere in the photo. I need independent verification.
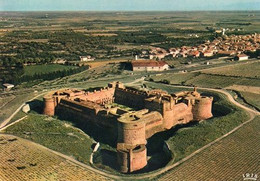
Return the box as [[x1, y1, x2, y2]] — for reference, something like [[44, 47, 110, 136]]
[[1, 113, 94, 165]]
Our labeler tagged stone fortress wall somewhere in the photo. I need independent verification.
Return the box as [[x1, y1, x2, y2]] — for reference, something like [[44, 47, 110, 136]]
[[43, 82, 213, 173]]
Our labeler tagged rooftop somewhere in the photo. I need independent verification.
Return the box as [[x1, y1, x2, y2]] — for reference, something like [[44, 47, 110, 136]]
[[132, 60, 168, 67]]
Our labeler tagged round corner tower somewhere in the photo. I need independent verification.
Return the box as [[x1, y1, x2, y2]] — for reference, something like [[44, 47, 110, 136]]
[[117, 114, 147, 173], [192, 96, 213, 121], [117, 144, 147, 173], [43, 95, 55, 116], [117, 118, 146, 146]]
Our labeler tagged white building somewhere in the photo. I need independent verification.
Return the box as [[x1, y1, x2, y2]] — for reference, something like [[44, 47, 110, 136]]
[[235, 54, 249, 61], [3, 83, 14, 90], [132, 60, 169, 71], [79, 56, 95, 62]]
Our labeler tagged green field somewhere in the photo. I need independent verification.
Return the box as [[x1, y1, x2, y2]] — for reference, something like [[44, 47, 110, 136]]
[[0, 95, 15, 108], [150, 72, 200, 85], [23, 64, 77, 76], [202, 61, 260, 78], [146, 82, 194, 92], [157, 116, 260, 181], [1, 113, 94, 165], [239, 91, 260, 110]]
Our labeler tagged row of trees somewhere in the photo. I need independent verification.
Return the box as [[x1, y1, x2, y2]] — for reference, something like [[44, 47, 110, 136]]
[[1, 66, 87, 85], [157, 35, 215, 50], [17, 66, 87, 84], [0, 65, 24, 84]]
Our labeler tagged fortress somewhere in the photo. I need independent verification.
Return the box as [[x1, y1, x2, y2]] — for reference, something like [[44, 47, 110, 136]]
[[43, 82, 213, 173]]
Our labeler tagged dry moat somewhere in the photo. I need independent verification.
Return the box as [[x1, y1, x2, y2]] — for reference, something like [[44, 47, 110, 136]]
[[43, 82, 213, 173]]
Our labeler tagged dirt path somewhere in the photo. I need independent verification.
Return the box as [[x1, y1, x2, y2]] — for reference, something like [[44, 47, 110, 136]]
[[0, 92, 46, 129], [125, 76, 145, 86], [225, 85, 260, 94], [0, 116, 27, 132], [197, 87, 259, 115]]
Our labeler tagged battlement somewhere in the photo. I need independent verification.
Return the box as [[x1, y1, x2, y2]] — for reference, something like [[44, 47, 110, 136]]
[[42, 82, 213, 173], [172, 87, 201, 99]]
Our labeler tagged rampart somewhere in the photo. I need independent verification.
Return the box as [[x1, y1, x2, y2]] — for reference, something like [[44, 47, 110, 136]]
[[43, 82, 213, 173]]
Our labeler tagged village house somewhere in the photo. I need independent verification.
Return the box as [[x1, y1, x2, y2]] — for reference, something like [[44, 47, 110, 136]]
[[218, 50, 236, 56], [203, 50, 214, 57], [150, 33, 260, 60], [189, 51, 200, 58]]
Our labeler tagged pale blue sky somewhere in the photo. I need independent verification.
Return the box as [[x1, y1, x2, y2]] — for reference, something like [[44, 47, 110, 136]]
[[1, 0, 260, 11]]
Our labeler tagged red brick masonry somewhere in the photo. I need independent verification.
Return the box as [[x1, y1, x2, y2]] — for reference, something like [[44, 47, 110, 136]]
[[43, 82, 213, 173]]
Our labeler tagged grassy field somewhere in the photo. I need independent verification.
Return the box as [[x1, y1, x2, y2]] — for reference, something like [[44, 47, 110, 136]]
[[239, 91, 260, 110], [23, 64, 77, 76], [201, 61, 260, 78], [150, 72, 200, 85], [0, 95, 15, 109], [1, 113, 94, 165], [157, 116, 260, 181], [146, 82, 194, 93], [0, 134, 112, 181]]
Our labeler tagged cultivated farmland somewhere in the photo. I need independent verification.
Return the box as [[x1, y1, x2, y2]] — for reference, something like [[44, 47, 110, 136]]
[[157, 116, 260, 181], [201, 61, 260, 78], [0, 134, 112, 181]]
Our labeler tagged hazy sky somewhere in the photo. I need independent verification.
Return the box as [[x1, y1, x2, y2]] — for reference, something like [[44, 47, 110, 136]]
[[1, 0, 260, 11]]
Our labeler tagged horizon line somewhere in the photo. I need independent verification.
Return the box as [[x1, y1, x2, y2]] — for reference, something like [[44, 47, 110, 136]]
[[1, 10, 260, 12]]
